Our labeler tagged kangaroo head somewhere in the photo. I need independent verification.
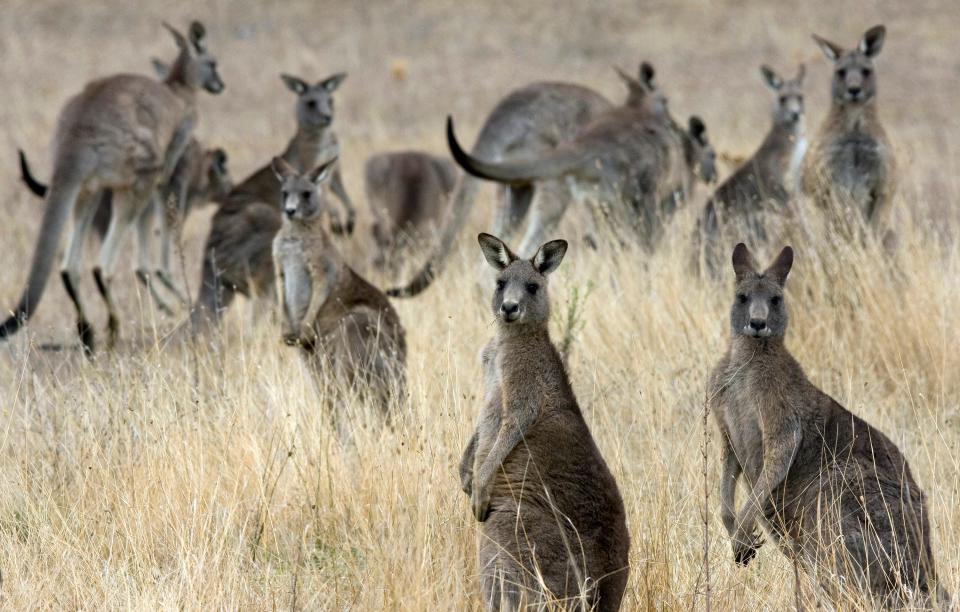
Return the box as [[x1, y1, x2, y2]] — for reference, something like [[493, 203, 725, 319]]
[[478, 233, 567, 328], [200, 148, 232, 201], [685, 116, 717, 185], [812, 25, 885, 105], [271, 156, 338, 221], [761, 64, 805, 128], [281, 72, 347, 129], [615, 61, 667, 117], [163, 21, 224, 94], [729, 243, 793, 339]]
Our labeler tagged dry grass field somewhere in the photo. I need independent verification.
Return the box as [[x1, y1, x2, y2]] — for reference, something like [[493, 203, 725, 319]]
[[1, 0, 959, 609]]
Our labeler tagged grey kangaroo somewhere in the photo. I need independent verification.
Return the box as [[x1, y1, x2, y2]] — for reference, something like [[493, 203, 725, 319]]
[[801, 25, 896, 235], [708, 243, 948, 608], [191, 72, 354, 330], [0, 21, 223, 354], [458, 233, 629, 610]]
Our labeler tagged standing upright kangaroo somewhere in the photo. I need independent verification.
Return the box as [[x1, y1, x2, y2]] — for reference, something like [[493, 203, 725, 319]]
[[0, 21, 223, 354], [708, 243, 948, 607], [801, 25, 896, 235], [459, 233, 629, 611], [697, 64, 806, 272], [191, 72, 354, 330], [272, 158, 405, 410]]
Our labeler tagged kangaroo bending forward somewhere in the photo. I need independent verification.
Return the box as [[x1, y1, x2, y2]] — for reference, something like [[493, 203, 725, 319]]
[[192, 72, 354, 330], [0, 21, 223, 354], [801, 25, 896, 234], [697, 64, 806, 272], [364, 150, 456, 271], [458, 233, 629, 610], [272, 157, 405, 409], [708, 243, 947, 607]]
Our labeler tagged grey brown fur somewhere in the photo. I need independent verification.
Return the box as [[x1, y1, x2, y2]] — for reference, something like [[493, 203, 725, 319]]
[[708, 243, 947, 608], [801, 25, 897, 234], [191, 72, 354, 330], [272, 157, 405, 410], [459, 233, 629, 610], [364, 150, 456, 271]]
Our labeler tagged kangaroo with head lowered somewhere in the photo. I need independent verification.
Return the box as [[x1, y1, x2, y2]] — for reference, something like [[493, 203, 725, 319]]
[[191, 72, 354, 330], [458, 233, 629, 610], [708, 243, 949, 608], [364, 150, 456, 272], [272, 157, 405, 410], [697, 64, 806, 272], [0, 21, 223, 354], [801, 25, 896, 234]]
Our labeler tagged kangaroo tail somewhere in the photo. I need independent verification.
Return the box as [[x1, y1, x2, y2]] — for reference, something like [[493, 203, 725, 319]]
[[18, 149, 49, 198], [0, 165, 84, 338]]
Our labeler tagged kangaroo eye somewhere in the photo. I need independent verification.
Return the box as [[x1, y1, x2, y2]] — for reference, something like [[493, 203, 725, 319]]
[[301, 191, 312, 199], [836, 68, 847, 78], [771, 295, 782, 307], [861, 68, 872, 77], [495, 280, 505, 291], [281, 190, 289, 199], [737, 293, 749, 304], [526, 283, 539, 295], [779, 96, 787, 105]]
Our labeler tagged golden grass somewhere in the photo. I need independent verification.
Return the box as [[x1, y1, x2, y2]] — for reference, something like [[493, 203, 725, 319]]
[[1, 0, 959, 609]]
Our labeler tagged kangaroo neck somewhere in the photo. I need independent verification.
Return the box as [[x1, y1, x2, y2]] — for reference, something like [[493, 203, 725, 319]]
[[828, 98, 879, 133], [729, 334, 787, 366], [282, 124, 330, 169], [496, 324, 552, 349], [755, 122, 803, 176], [163, 55, 198, 104]]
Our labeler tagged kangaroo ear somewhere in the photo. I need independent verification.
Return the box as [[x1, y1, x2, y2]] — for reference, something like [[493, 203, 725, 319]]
[[764, 246, 794, 286], [188, 21, 206, 52], [732, 243, 758, 282], [688, 116, 708, 146], [162, 22, 188, 51], [760, 65, 782, 90], [639, 61, 655, 86], [308, 157, 338, 184], [533, 239, 568, 276], [795, 63, 806, 84], [860, 25, 885, 58], [281, 74, 308, 95], [811, 33, 843, 62], [271, 157, 296, 183], [151, 58, 170, 79], [614, 66, 640, 88], [321, 72, 347, 92], [213, 148, 228, 171], [478, 233, 517, 271]]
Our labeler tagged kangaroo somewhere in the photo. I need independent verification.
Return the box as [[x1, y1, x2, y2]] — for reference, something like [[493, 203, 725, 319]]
[[708, 243, 948, 608], [0, 21, 223, 354], [191, 72, 354, 330], [801, 25, 896, 235], [272, 157, 406, 410], [446, 97, 716, 252], [19, 141, 232, 312], [458, 233, 629, 611], [697, 64, 806, 272], [364, 150, 457, 271]]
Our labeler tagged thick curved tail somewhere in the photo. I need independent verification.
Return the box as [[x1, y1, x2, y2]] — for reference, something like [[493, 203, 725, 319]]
[[18, 149, 49, 198], [0, 167, 84, 338]]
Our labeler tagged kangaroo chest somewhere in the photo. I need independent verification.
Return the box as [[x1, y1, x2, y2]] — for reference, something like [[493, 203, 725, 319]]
[[276, 239, 313, 326], [720, 370, 781, 484]]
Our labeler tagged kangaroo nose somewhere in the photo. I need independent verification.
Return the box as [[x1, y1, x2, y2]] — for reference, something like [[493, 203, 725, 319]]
[[306, 100, 317, 110], [848, 86, 862, 97], [285, 207, 297, 218], [500, 302, 520, 319], [749, 319, 766, 331]]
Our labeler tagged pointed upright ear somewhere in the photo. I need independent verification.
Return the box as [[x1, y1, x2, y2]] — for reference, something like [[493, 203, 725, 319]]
[[639, 61, 655, 86], [188, 21, 207, 53], [162, 22, 188, 51], [764, 246, 794, 286], [478, 233, 517, 271], [795, 63, 806, 84], [760, 65, 783, 90], [859, 25, 885, 58], [811, 33, 843, 62], [271, 157, 296, 183], [308, 157, 338, 184], [320, 72, 348, 92], [532, 239, 568, 276], [732, 243, 758, 282], [212, 148, 228, 171], [689, 116, 708, 146], [150, 58, 170, 79], [614, 66, 640, 88], [281, 74, 308, 95]]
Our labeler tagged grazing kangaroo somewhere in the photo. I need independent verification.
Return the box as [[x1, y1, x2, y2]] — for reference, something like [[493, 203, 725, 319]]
[[191, 72, 354, 330], [364, 150, 457, 271], [697, 64, 806, 271], [708, 243, 948, 607], [19, 141, 232, 312], [272, 157, 406, 409], [0, 21, 223, 354], [459, 233, 629, 610], [801, 25, 896, 234]]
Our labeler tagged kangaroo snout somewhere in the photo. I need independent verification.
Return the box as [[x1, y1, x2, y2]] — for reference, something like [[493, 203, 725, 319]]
[[749, 319, 767, 331], [284, 206, 297, 218], [500, 301, 520, 322]]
